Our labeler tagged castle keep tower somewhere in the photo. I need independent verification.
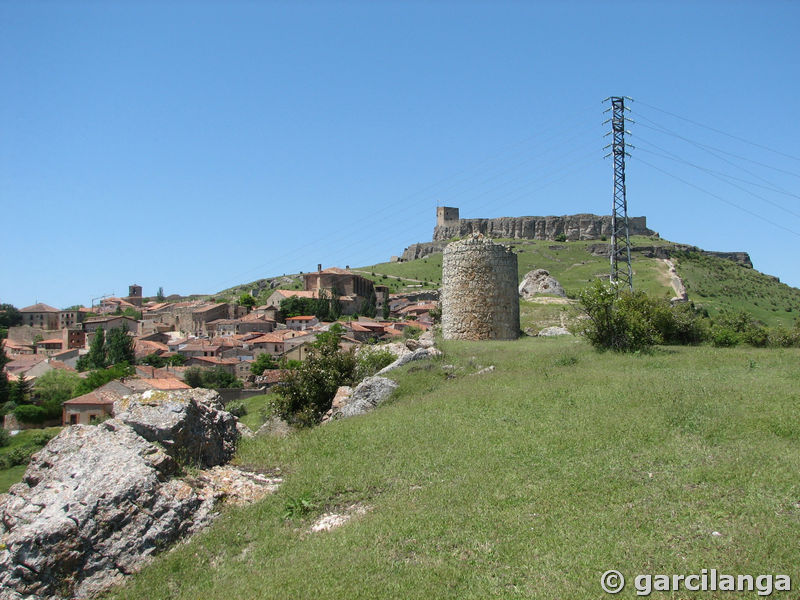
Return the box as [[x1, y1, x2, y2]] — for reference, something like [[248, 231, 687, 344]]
[[441, 234, 520, 340], [436, 206, 459, 227]]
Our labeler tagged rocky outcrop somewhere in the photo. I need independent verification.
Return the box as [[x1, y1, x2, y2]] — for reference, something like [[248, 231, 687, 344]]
[[0, 388, 275, 600], [433, 214, 655, 242], [329, 376, 398, 420], [0, 421, 206, 599], [401, 241, 448, 261], [114, 388, 239, 468], [585, 243, 753, 268], [518, 269, 566, 299], [376, 347, 442, 375]]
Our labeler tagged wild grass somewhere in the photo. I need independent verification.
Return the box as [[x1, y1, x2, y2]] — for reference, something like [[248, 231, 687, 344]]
[[676, 252, 800, 327], [110, 338, 800, 599]]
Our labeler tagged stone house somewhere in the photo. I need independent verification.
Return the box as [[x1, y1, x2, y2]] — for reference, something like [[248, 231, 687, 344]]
[[83, 316, 139, 334], [62, 390, 119, 425], [191, 303, 231, 336], [35, 338, 64, 356], [58, 309, 85, 329], [19, 303, 60, 330], [285, 315, 319, 331]]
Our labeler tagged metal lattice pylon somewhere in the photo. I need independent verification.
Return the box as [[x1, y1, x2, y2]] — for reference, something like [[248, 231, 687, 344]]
[[604, 96, 633, 291]]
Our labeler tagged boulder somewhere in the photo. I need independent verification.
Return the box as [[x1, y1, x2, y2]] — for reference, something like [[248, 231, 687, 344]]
[[538, 326, 572, 337], [0, 421, 210, 599], [518, 269, 566, 299], [330, 376, 398, 420], [256, 416, 291, 438], [320, 386, 353, 424], [376, 347, 442, 376], [114, 388, 239, 468]]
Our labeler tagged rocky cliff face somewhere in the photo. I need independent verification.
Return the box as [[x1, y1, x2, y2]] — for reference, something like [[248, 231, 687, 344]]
[[585, 243, 753, 268], [433, 214, 656, 242]]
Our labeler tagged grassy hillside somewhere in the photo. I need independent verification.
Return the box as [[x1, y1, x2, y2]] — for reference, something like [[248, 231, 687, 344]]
[[675, 252, 800, 327], [112, 338, 800, 599], [360, 236, 674, 298]]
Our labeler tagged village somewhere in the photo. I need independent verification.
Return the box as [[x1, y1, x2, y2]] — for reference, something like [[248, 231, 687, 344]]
[[1, 265, 438, 429]]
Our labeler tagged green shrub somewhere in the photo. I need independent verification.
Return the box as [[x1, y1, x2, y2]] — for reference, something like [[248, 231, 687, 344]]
[[274, 329, 358, 427], [710, 326, 740, 347], [13, 404, 48, 424], [226, 401, 247, 418], [0, 428, 9, 448], [355, 347, 396, 381], [555, 233, 567, 242], [577, 282, 661, 352], [403, 326, 423, 340], [6, 445, 37, 467], [28, 430, 56, 447]]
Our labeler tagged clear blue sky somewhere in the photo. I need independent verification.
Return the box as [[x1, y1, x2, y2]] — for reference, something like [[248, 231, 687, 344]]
[[2, 1, 799, 309]]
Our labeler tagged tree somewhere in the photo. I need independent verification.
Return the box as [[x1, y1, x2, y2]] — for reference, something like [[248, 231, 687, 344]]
[[0, 304, 22, 329], [106, 326, 135, 365], [184, 366, 242, 389], [0, 349, 9, 404], [140, 353, 166, 368], [10, 373, 32, 405], [251, 352, 277, 376], [364, 289, 377, 319], [238, 293, 256, 311], [273, 324, 358, 427], [85, 328, 107, 370], [382, 296, 390, 320], [74, 362, 135, 396], [156, 286, 165, 302], [33, 369, 82, 419]]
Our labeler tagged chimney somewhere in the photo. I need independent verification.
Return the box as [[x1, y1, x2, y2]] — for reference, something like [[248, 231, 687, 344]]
[[317, 264, 322, 272]]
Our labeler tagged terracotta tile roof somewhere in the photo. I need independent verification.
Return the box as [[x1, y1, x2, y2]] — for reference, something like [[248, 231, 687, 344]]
[[272, 290, 319, 299], [248, 333, 285, 344], [137, 378, 191, 391], [188, 356, 240, 366], [349, 322, 372, 332], [63, 390, 121, 406], [286, 315, 317, 321], [192, 303, 227, 314], [37, 338, 64, 346], [46, 360, 76, 372], [20, 303, 60, 313], [317, 267, 349, 274]]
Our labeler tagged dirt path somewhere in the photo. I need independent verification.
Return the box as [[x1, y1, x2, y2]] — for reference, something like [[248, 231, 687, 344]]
[[662, 259, 687, 301]]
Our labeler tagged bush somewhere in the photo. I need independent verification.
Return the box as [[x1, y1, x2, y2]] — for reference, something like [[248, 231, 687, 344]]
[[0, 428, 9, 448], [273, 329, 357, 427], [5, 445, 37, 467], [355, 347, 396, 381], [555, 233, 567, 242], [13, 404, 48, 424], [577, 282, 661, 352], [226, 401, 247, 418], [28, 430, 56, 446], [403, 326, 423, 340]]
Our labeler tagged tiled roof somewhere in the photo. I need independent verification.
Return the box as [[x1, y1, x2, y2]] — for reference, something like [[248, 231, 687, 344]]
[[63, 390, 121, 406], [37, 338, 64, 345], [286, 315, 317, 321], [20, 303, 60, 313], [248, 333, 285, 344]]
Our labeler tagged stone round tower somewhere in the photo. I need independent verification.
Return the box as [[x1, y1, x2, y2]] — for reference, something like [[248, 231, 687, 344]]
[[441, 234, 520, 340]]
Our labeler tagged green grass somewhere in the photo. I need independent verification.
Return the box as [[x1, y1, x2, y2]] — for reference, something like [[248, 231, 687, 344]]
[[0, 465, 27, 493], [359, 236, 674, 299], [236, 394, 273, 431], [676, 252, 800, 327], [111, 339, 800, 599], [0, 426, 62, 492]]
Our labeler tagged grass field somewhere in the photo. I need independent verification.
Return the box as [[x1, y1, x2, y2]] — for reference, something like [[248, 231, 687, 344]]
[[0, 426, 62, 492], [675, 252, 800, 327], [110, 338, 800, 599]]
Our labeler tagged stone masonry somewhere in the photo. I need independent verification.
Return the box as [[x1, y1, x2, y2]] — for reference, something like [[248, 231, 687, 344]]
[[441, 235, 520, 340]]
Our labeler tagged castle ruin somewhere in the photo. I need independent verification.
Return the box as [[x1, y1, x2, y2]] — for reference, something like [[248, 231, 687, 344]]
[[433, 206, 656, 242]]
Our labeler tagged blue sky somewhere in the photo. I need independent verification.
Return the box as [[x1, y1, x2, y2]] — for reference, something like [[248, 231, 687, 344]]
[[2, 1, 799, 308]]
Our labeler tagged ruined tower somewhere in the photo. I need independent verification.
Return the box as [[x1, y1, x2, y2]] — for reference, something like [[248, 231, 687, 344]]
[[441, 234, 520, 340], [436, 206, 459, 227]]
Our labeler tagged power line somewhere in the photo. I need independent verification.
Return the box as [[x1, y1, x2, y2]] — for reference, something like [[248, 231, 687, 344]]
[[634, 99, 800, 163], [635, 156, 800, 239]]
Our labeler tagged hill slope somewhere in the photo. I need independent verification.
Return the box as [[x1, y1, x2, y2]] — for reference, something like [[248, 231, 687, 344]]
[[112, 338, 800, 599]]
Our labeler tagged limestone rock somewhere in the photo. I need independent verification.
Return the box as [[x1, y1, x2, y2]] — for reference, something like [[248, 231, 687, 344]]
[[114, 388, 239, 468], [518, 269, 566, 299], [434, 213, 655, 242], [236, 421, 255, 439], [538, 326, 572, 337], [377, 347, 441, 375], [0, 421, 209, 600], [321, 386, 353, 424], [256, 416, 291, 438], [330, 376, 398, 420]]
